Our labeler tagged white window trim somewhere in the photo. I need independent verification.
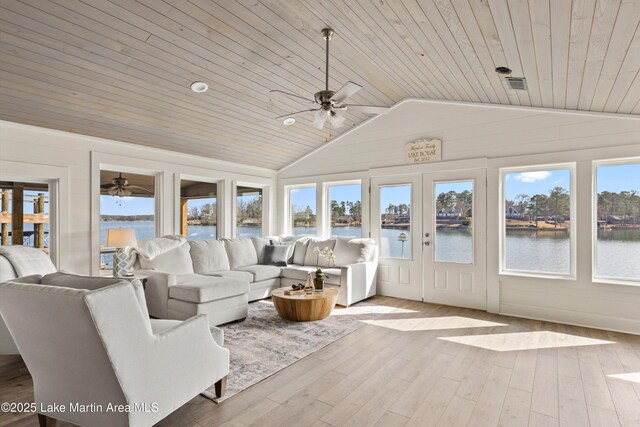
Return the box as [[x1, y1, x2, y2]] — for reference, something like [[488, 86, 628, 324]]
[[592, 157, 640, 285], [323, 179, 362, 239], [284, 183, 317, 237], [499, 163, 577, 280]]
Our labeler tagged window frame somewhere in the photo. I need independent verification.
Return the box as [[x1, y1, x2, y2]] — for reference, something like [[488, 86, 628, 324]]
[[499, 163, 577, 280], [285, 183, 318, 237], [323, 179, 363, 238], [592, 157, 640, 285]]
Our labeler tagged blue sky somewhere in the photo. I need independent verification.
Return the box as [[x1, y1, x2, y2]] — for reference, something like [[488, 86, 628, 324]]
[[435, 181, 473, 197], [504, 169, 570, 200], [597, 163, 640, 193], [100, 195, 154, 215]]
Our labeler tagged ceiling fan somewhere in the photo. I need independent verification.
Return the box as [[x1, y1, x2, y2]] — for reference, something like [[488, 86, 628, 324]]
[[100, 173, 152, 198], [271, 28, 389, 129]]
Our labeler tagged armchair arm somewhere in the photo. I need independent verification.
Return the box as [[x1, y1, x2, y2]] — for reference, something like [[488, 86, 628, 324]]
[[135, 269, 176, 319], [339, 261, 378, 306]]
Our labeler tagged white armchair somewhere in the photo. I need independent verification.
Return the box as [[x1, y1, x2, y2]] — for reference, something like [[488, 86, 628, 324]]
[[0, 280, 229, 427]]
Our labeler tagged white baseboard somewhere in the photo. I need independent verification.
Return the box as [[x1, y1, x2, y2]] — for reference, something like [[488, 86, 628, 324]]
[[500, 302, 640, 336]]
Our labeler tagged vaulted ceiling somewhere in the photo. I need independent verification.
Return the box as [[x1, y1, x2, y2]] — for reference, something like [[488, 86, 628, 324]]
[[1, 0, 640, 169]]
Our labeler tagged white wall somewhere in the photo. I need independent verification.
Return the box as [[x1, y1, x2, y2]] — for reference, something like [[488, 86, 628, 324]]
[[278, 99, 640, 334], [0, 120, 276, 275]]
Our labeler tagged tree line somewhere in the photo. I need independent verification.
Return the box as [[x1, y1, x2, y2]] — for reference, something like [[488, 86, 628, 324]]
[[237, 195, 262, 224], [330, 200, 362, 222], [598, 190, 640, 223], [187, 202, 217, 225], [101, 214, 153, 221], [506, 187, 570, 220], [384, 203, 410, 216], [436, 190, 472, 217]]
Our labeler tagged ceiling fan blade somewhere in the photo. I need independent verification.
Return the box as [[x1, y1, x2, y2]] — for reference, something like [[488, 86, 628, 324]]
[[269, 90, 314, 103], [313, 109, 328, 129], [128, 185, 154, 194], [331, 81, 362, 104], [100, 183, 114, 189], [343, 105, 389, 114], [329, 111, 346, 128], [275, 108, 320, 120]]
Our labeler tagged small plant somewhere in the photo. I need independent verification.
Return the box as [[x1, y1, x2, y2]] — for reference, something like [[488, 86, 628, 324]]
[[312, 247, 335, 292]]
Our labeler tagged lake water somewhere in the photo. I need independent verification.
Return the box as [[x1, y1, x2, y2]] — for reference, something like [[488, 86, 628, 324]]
[[99, 222, 640, 279]]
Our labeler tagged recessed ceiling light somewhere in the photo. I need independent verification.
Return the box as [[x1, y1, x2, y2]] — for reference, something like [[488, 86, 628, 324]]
[[190, 81, 208, 93], [283, 117, 295, 126]]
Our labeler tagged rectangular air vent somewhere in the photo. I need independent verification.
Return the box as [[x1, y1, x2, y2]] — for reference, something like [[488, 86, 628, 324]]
[[505, 77, 528, 90]]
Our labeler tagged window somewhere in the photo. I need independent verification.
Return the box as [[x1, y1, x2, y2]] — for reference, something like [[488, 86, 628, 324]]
[[180, 179, 217, 240], [434, 181, 473, 264], [327, 182, 362, 238], [502, 167, 573, 276], [595, 161, 640, 282], [236, 185, 262, 238], [379, 184, 411, 259], [289, 186, 316, 236], [0, 181, 50, 253], [100, 170, 155, 270]]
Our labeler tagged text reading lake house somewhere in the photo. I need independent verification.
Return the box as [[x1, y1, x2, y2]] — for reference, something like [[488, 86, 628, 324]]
[[405, 138, 442, 164]]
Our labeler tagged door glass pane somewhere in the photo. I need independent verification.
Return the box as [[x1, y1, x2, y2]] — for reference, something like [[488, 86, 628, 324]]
[[434, 181, 473, 263], [100, 170, 155, 271], [0, 182, 50, 254], [595, 162, 640, 281], [379, 184, 411, 259], [290, 186, 316, 236], [503, 168, 572, 274], [236, 186, 262, 238], [328, 183, 362, 238], [180, 180, 217, 240]]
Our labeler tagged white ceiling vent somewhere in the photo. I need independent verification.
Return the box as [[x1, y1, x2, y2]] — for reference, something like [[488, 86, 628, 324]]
[[505, 77, 528, 90]]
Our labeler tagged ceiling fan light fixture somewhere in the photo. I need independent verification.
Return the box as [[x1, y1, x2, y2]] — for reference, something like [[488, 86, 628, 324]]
[[282, 117, 296, 126], [190, 81, 208, 93]]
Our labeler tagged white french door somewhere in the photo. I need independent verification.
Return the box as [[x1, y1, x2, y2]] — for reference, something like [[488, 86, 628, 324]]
[[422, 169, 487, 310], [371, 175, 422, 301]]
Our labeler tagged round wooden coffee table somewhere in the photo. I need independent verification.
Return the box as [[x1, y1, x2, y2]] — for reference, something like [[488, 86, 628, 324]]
[[271, 287, 339, 322]]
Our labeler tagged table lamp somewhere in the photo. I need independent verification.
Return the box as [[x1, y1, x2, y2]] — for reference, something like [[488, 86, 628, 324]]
[[105, 228, 137, 277]]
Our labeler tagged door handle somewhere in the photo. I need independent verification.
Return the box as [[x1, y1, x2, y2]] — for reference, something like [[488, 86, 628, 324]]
[[425, 232, 430, 237], [424, 241, 430, 246]]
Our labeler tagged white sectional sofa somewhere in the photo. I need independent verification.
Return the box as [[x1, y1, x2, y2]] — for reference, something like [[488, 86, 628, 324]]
[[133, 236, 378, 326]]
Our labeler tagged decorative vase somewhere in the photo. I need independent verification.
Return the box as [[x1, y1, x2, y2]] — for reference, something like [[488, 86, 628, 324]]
[[314, 276, 324, 292]]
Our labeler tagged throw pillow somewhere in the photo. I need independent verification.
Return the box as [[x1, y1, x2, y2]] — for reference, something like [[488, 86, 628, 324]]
[[304, 238, 337, 267], [333, 237, 376, 266], [292, 238, 309, 265], [251, 237, 271, 264], [263, 245, 289, 267]]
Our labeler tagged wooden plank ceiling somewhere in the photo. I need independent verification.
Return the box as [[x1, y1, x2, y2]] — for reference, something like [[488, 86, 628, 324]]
[[1, 0, 640, 170]]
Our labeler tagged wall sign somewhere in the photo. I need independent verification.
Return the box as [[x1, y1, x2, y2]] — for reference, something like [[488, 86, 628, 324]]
[[405, 138, 442, 164]]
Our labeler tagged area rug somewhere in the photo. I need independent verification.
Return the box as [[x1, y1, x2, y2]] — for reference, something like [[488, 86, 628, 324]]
[[202, 298, 397, 403]]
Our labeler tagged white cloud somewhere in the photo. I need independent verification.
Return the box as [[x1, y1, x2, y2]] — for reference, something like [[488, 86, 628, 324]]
[[514, 171, 551, 183]]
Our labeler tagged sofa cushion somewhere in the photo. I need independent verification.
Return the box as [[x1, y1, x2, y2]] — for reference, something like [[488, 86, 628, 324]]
[[170, 274, 249, 303], [263, 245, 289, 267], [333, 237, 376, 266], [292, 239, 309, 265], [188, 240, 230, 273], [138, 242, 194, 275], [281, 265, 342, 285], [250, 238, 270, 264], [205, 270, 254, 282], [304, 239, 337, 267], [224, 238, 259, 269], [235, 265, 282, 282]]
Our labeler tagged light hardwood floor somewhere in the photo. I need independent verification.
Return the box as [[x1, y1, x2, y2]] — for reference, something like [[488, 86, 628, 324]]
[[2, 296, 640, 426]]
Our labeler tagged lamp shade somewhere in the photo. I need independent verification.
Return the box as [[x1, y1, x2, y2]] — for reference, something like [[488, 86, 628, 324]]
[[105, 228, 137, 248]]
